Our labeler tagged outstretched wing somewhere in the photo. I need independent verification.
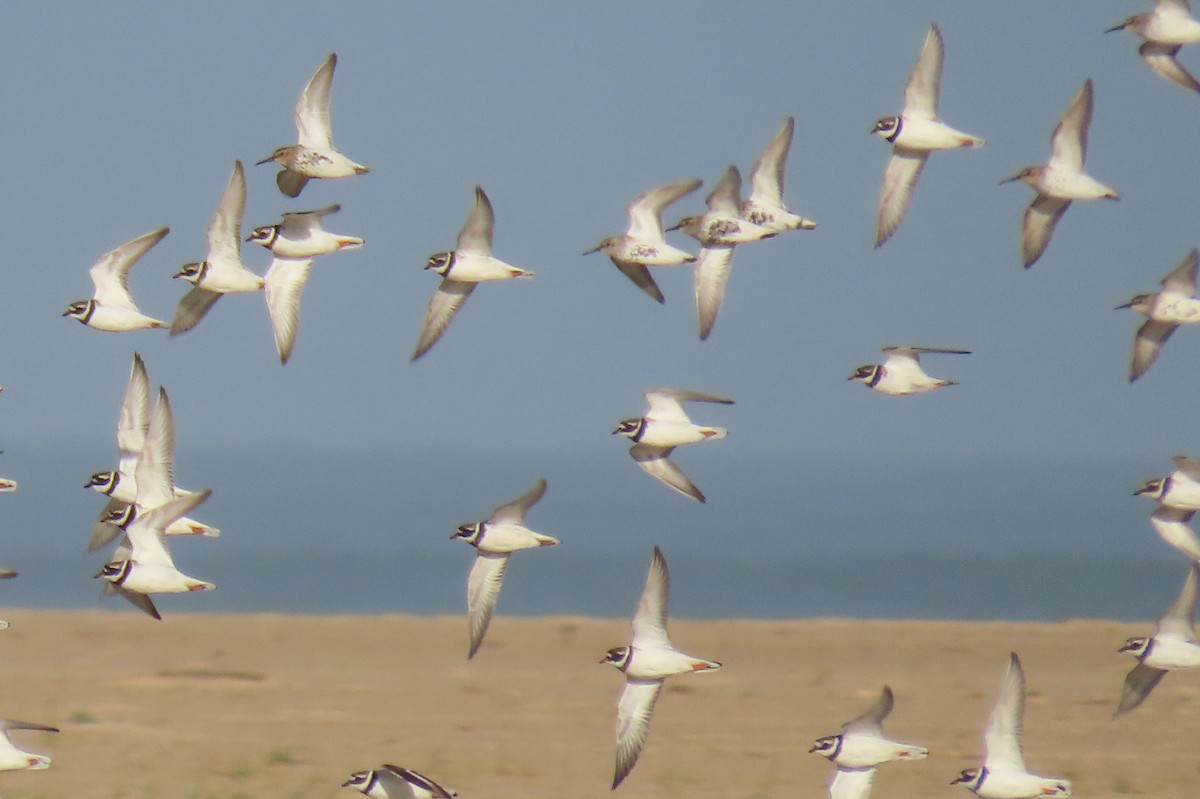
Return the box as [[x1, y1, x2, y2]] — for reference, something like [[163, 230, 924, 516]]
[[842, 685, 894, 736], [411, 279, 476, 361], [1049, 79, 1092, 171], [902, 23, 943, 120], [983, 652, 1026, 773], [613, 677, 663, 789], [1021, 195, 1071, 269], [456, 186, 495, 257], [630, 445, 705, 503], [630, 546, 671, 650], [264, 258, 314, 365], [875, 149, 928, 248], [295, 53, 335, 150], [1115, 662, 1168, 716], [466, 553, 509, 659], [628, 178, 702, 242], [489, 478, 547, 526], [693, 245, 736, 342], [748, 117, 794, 207]]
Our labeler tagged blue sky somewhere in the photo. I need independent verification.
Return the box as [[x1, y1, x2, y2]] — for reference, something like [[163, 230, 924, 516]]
[[0, 3, 1195, 616]]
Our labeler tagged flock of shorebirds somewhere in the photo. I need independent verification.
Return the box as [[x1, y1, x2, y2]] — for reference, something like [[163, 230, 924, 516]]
[[0, 2, 1198, 797]]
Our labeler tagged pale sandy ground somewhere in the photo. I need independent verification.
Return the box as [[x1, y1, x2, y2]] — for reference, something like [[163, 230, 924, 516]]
[[0, 610, 1193, 799]]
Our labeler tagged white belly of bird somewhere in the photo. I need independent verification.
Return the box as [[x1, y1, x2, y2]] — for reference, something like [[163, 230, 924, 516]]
[[202, 268, 264, 294], [122, 563, 213, 594], [623, 646, 718, 680], [1146, 13, 1200, 44], [978, 769, 1071, 799], [477, 523, 557, 554], [1163, 478, 1200, 510], [272, 232, 349, 259], [86, 305, 164, 332], [1037, 167, 1115, 200], [1152, 295, 1200, 325], [1145, 639, 1200, 670], [895, 117, 982, 151], [638, 420, 725, 448], [621, 239, 694, 266], [875, 371, 941, 395], [835, 734, 927, 768], [447, 254, 528, 282]]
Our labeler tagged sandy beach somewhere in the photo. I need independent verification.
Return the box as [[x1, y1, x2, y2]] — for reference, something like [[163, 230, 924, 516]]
[[0, 610, 1192, 799]]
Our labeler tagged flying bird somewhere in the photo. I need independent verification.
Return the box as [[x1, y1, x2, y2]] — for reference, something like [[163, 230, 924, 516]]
[[246, 204, 363, 259], [601, 547, 721, 789], [951, 653, 1071, 798], [1135, 455, 1200, 511], [871, 23, 984, 248], [412, 186, 532, 361], [613, 388, 733, 502], [669, 166, 775, 340], [95, 388, 216, 619], [741, 116, 818, 233], [1002, 79, 1118, 269], [450, 478, 559, 659], [85, 353, 218, 552], [256, 53, 369, 197], [1117, 249, 1200, 381], [1115, 562, 1200, 714], [342, 764, 458, 799], [809, 686, 928, 799], [1107, 0, 1200, 94], [849, 346, 970, 395], [170, 161, 264, 336], [63, 228, 169, 331], [669, 165, 775, 246], [584, 177, 701, 303]]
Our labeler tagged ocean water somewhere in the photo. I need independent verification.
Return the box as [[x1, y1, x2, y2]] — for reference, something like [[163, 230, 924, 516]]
[[0, 447, 1182, 624], [3, 548, 1177, 623]]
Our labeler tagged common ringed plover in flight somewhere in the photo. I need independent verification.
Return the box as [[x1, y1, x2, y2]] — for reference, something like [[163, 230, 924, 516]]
[[451, 478, 559, 659], [63, 228, 169, 331], [96, 388, 215, 619], [741, 116, 818, 234], [951, 653, 1071, 798], [872, 23, 984, 248], [1002, 79, 1118, 269], [1135, 455, 1200, 512], [412, 186, 532, 361], [613, 388, 733, 502], [170, 161, 265, 336], [810, 686, 927, 799], [85, 353, 218, 552], [1117, 249, 1200, 381], [0, 719, 57, 772], [342, 764, 458, 799], [246, 204, 363, 259], [602, 546, 721, 789], [584, 177, 702, 303], [849, 346, 970, 395], [1107, 0, 1200, 94], [1115, 561, 1200, 714], [257, 53, 369, 197], [1137, 456, 1200, 561]]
